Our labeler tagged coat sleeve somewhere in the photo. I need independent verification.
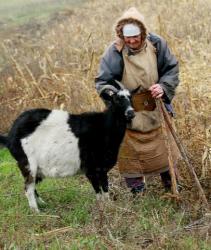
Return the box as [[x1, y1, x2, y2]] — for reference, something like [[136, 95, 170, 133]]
[[151, 34, 180, 103], [95, 43, 124, 94]]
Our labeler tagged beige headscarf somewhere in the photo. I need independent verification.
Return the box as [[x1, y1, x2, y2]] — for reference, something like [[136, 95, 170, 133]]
[[114, 7, 148, 51]]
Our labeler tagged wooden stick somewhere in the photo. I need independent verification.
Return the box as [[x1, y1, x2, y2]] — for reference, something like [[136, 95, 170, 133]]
[[156, 99, 179, 195], [27, 214, 60, 218], [160, 101, 209, 210], [34, 226, 73, 237]]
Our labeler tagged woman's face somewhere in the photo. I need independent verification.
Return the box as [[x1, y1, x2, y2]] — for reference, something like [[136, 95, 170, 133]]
[[123, 35, 142, 50]]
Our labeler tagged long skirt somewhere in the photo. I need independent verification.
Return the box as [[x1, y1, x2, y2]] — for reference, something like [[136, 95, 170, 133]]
[[118, 126, 180, 178]]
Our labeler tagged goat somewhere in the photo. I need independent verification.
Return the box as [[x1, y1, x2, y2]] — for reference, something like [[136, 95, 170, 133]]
[[0, 83, 135, 212]]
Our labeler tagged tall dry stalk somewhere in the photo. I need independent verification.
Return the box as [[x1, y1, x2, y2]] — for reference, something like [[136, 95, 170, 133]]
[[0, 0, 211, 193]]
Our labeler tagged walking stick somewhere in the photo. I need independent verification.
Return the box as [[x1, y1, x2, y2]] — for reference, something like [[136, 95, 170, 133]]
[[158, 99, 209, 210], [156, 99, 179, 196]]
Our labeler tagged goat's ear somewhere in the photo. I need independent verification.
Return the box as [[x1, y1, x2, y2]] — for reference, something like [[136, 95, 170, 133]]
[[100, 89, 115, 105], [130, 85, 141, 95], [107, 79, 123, 91]]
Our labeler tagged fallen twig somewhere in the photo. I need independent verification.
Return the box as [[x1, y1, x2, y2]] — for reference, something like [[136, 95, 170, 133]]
[[34, 226, 73, 237], [27, 214, 60, 218]]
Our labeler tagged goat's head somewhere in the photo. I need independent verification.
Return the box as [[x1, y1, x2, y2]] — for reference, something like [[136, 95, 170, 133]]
[[114, 89, 135, 122], [100, 80, 135, 122]]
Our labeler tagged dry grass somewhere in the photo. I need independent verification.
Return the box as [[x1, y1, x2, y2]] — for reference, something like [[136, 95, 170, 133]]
[[1, 0, 210, 177], [0, 0, 210, 248]]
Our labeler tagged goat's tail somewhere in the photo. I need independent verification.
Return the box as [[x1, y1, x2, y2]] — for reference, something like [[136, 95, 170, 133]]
[[0, 135, 8, 147]]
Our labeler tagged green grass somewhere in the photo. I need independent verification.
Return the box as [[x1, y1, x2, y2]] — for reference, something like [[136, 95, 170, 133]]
[[0, 0, 87, 25], [0, 149, 97, 248], [0, 149, 210, 249]]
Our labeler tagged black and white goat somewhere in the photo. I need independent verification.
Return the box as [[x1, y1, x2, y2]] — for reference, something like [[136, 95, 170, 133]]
[[0, 82, 135, 212]]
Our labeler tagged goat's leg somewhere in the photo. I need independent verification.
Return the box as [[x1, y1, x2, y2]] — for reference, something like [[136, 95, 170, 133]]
[[86, 173, 102, 199], [35, 176, 46, 205], [100, 173, 110, 201], [25, 176, 39, 213], [24, 159, 39, 213], [35, 189, 46, 205], [17, 159, 39, 212]]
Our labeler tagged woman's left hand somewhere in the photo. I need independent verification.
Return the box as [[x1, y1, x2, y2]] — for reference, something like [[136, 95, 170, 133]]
[[149, 84, 164, 98]]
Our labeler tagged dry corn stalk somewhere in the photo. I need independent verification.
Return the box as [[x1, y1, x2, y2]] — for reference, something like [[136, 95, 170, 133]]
[[159, 100, 209, 210], [201, 125, 211, 178]]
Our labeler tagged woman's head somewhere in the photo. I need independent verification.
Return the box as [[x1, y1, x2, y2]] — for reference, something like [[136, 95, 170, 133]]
[[114, 7, 148, 49], [122, 23, 143, 50]]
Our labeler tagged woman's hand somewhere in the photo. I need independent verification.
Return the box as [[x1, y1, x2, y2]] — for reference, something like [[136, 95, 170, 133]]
[[149, 84, 164, 98]]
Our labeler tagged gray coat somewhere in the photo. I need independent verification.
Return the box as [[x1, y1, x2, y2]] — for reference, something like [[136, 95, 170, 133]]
[[95, 33, 179, 104]]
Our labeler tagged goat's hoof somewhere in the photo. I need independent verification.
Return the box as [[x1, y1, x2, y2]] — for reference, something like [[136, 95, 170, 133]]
[[96, 192, 110, 202], [30, 207, 40, 213], [102, 192, 110, 201]]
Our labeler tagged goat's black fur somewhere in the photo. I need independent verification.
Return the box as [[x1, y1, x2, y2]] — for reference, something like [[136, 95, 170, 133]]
[[0, 88, 135, 211]]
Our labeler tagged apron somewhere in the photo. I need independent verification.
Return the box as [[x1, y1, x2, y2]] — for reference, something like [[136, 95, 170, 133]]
[[118, 40, 180, 176]]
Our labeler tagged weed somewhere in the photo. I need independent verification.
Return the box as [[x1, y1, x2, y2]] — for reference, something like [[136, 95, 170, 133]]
[[0, 0, 210, 248]]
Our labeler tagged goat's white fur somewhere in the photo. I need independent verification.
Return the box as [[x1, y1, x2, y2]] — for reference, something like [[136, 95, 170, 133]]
[[118, 89, 130, 97], [25, 183, 39, 212], [21, 110, 81, 178]]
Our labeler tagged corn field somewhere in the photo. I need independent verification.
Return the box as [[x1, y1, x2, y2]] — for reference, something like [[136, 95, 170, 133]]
[[0, 0, 210, 210]]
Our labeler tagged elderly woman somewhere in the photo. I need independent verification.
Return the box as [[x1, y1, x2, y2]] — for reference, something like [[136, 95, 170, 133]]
[[95, 7, 180, 195]]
